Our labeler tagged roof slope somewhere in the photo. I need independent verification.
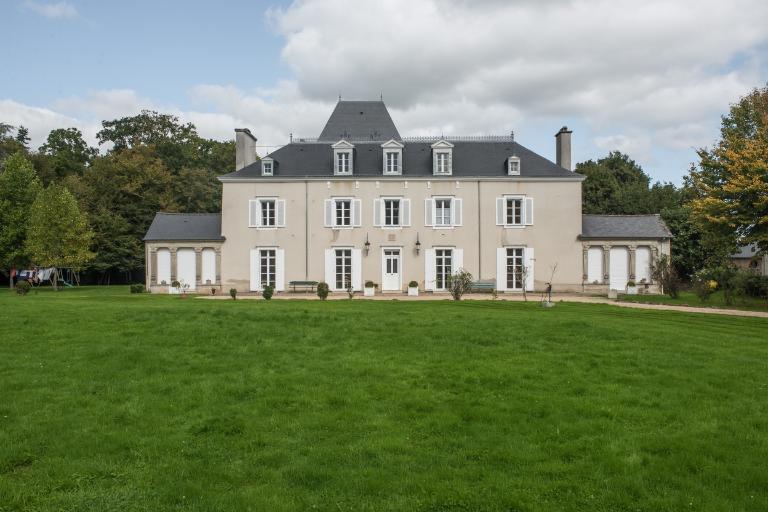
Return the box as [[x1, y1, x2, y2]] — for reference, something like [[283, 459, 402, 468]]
[[318, 101, 401, 142], [581, 214, 672, 239], [733, 244, 762, 258], [143, 213, 223, 241], [221, 140, 579, 180]]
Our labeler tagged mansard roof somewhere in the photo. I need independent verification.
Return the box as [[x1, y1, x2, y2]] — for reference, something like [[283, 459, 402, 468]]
[[318, 100, 401, 142], [580, 214, 672, 239], [143, 213, 223, 241]]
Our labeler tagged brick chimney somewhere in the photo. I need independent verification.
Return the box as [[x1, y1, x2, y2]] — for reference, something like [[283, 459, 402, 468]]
[[555, 126, 572, 171], [235, 128, 257, 171]]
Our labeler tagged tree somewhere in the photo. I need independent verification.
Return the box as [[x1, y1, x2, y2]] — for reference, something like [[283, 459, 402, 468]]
[[446, 269, 473, 300], [25, 184, 94, 289], [15, 126, 30, 149], [688, 85, 768, 255], [0, 123, 26, 161], [0, 153, 42, 287], [39, 127, 97, 180]]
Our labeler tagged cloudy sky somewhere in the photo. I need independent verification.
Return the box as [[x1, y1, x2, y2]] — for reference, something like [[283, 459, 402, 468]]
[[1, 0, 767, 183]]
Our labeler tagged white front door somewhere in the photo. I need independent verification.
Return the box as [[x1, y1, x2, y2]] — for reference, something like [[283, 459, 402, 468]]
[[382, 248, 401, 291]]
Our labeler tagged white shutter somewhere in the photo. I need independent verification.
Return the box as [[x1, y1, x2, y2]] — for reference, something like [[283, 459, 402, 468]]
[[249, 200, 259, 227], [324, 249, 335, 290], [496, 198, 505, 226], [496, 248, 507, 291], [353, 199, 362, 227], [447, 151, 453, 174], [324, 199, 334, 227], [276, 249, 285, 291], [352, 249, 362, 291], [156, 249, 171, 284], [524, 197, 534, 226], [424, 249, 435, 291], [453, 248, 463, 274], [249, 249, 260, 291], [524, 247, 535, 291], [373, 199, 382, 227], [401, 199, 411, 226], [432, 152, 438, 175], [277, 200, 286, 227], [453, 198, 463, 226], [424, 198, 433, 226]]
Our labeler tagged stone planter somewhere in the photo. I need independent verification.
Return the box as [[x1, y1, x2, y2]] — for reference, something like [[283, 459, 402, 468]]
[[408, 286, 419, 297], [626, 285, 638, 295], [364, 286, 375, 297]]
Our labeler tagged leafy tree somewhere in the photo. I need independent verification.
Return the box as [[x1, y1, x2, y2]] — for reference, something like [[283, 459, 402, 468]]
[[25, 184, 94, 289], [689, 84, 768, 255], [39, 127, 97, 179], [660, 206, 707, 280], [0, 153, 42, 286], [15, 126, 30, 149], [0, 123, 26, 161]]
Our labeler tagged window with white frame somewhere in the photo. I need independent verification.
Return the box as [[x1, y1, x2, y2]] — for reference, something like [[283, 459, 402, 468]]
[[335, 199, 351, 226], [496, 196, 533, 227], [506, 248, 524, 290], [332, 140, 355, 175], [384, 199, 400, 227], [435, 249, 453, 290], [431, 140, 454, 175], [262, 159, 274, 176], [435, 152, 450, 175], [425, 196, 461, 228], [381, 139, 404, 175], [386, 152, 400, 174], [260, 249, 276, 288], [506, 198, 522, 225], [507, 156, 520, 176], [374, 197, 410, 228], [337, 152, 350, 174], [435, 198, 452, 226], [335, 248, 352, 290], [325, 198, 361, 228], [249, 198, 285, 228]]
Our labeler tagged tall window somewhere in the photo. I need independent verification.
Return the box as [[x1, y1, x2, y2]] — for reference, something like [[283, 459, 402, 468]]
[[386, 152, 399, 174], [261, 199, 276, 227], [506, 198, 522, 225], [435, 249, 453, 290], [435, 198, 452, 226], [337, 152, 350, 174], [506, 248, 524, 290], [435, 153, 450, 174], [335, 249, 352, 290], [260, 249, 276, 288], [384, 199, 400, 227], [335, 199, 351, 226]]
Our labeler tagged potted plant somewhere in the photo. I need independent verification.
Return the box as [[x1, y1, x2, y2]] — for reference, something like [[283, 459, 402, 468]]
[[626, 280, 637, 295], [170, 279, 181, 294], [364, 280, 377, 297], [408, 280, 419, 296], [316, 282, 329, 300]]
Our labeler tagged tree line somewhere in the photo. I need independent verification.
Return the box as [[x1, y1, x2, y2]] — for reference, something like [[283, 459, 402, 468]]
[[1, 86, 766, 288]]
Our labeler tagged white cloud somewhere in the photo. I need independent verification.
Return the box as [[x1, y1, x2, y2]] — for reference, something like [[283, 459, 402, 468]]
[[22, 1, 77, 19]]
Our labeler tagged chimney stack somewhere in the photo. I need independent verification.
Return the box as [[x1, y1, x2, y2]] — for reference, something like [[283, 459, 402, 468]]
[[235, 128, 257, 171], [555, 126, 572, 171]]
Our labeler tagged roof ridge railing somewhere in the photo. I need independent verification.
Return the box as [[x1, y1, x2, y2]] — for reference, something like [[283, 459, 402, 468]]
[[291, 135, 515, 144]]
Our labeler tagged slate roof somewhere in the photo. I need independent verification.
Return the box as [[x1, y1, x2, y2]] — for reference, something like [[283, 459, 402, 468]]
[[318, 101, 401, 142], [221, 141, 578, 180], [581, 214, 672, 239], [733, 244, 761, 258], [143, 213, 223, 241]]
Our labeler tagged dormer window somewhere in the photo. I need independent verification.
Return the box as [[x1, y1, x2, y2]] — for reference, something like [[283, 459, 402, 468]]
[[381, 139, 404, 175], [431, 140, 454, 176], [332, 140, 355, 175], [262, 157, 274, 176], [507, 155, 520, 176]]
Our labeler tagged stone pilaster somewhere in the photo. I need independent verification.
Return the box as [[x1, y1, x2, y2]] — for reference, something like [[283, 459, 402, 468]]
[[602, 244, 611, 283], [170, 247, 178, 283], [215, 248, 222, 285], [581, 243, 589, 281], [149, 248, 158, 285], [195, 247, 203, 286], [628, 245, 637, 280]]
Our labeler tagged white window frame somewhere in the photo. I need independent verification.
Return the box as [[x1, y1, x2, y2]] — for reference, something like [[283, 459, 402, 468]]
[[325, 197, 361, 229], [431, 140, 454, 176], [381, 139, 404, 175], [332, 140, 355, 176], [334, 198, 352, 227], [249, 197, 286, 229], [496, 195, 533, 228], [434, 248, 453, 291], [505, 247, 525, 290], [426, 196, 462, 229], [262, 158, 274, 176], [507, 156, 521, 176]]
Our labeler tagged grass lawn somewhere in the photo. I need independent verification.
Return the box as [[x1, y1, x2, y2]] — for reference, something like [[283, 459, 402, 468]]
[[617, 290, 768, 312], [1, 287, 767, 511]]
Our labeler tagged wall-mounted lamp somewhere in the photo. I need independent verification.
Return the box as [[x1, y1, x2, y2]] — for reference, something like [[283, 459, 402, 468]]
[[415, 233, 421, 255], [364, 233, 371, 256]]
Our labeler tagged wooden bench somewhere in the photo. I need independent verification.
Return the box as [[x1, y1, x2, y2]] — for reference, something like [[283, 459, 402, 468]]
[[470, 280, 496, 293], [289, 280, 319, 293]]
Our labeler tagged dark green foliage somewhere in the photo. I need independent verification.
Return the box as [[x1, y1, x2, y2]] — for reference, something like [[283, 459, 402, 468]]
[[408, 280, 418, 288], [446, 269, 473, 300], [660, 205, 709, 280], [262, 285, 274, 300], [316, 282, 329, 300], [129, 283, 145, 294], [744, 274, 768, 300], [14, 280, 30, 295], [229, 288, 237, 300], [651, 254, 681, 298], [1, 287, 767, 510], [38, 128, 97, 181]]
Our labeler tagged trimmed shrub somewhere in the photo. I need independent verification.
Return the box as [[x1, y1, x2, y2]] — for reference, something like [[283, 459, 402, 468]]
[[446, 269, 473, 301], [316, 282, 329, 300], [15, 280, 31, 296], [229, 288, 237, 300], [262, 285, 274, 300], [408, 280, 418, 288], [129, 283, 145, 294], [364, 280, 377, 288], [171, 280, 181, 289]]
